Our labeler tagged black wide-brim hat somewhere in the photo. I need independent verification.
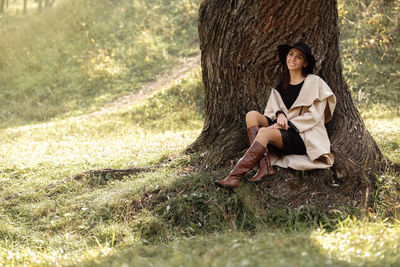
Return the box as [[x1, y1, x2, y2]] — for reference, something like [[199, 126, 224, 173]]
[[278, 42, 316, 73]]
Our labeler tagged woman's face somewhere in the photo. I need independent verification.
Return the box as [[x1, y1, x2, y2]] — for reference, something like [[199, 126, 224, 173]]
[[286, 48, 308, 72]]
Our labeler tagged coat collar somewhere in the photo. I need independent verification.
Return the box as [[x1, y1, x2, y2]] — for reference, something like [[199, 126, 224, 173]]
[[271, 74, 336, 122], [287, 74, 335, 110], [291, 74, 319, 109]]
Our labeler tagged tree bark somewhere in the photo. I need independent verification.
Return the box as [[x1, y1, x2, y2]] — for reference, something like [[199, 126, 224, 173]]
[[189, 0, 385, 181]]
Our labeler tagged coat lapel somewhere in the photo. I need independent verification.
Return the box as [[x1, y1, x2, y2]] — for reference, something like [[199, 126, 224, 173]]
[[271, 89, 288, 115], [289, 75, 318, 110]]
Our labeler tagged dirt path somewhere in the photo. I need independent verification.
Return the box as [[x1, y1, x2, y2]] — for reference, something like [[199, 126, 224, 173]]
[[8, 55, 200, 132], [81, 54, 201, 119]]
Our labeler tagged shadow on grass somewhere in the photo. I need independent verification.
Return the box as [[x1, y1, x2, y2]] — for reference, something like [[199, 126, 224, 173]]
[[47, 150, 399, 266], [68, 155, 359, 265], [81, 230, 358, 267]]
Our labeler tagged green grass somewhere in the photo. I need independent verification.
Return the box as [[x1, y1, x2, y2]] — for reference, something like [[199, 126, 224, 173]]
[[0, 72, 205, 265], [85, 230, 353, 267], [361, 106, 400, 165], [0, 69, 399, 266], [85, 221, 400, 266]]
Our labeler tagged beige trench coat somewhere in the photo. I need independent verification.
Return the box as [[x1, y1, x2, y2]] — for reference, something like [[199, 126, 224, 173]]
[[263, 74, 336, 170]]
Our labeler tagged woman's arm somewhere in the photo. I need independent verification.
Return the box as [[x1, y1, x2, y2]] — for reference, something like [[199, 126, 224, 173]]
[[289, 99, 328, 133], [263, 90, 286, 121]]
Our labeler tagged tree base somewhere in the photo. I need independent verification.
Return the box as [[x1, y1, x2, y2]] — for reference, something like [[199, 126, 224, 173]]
[[245, 167, 370, 210], [186, 122, 249, 170]]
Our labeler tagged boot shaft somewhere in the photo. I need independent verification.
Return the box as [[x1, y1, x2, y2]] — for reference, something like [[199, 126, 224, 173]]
[[215, 141, 266, 189], [229, 141, 265, 176], [247, 126, 260, 144]]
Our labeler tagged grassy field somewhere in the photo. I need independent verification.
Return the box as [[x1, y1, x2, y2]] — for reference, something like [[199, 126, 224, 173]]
[[0, 0, 400, 266], [0, 70, 399, 266], [0, 0, 200, 128], [0, 72, 206, 265]]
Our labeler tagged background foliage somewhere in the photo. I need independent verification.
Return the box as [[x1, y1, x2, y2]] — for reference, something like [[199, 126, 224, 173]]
[[0, 0, 200, 128], [339, 0, 400, 106]]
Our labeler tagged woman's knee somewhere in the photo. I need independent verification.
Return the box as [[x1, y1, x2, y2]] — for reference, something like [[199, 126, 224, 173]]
[[257, 127, 280, 140], [253, 127, 272, 146], [246, 110, 261, 120], [257, 126, 271, 136], [246, 110, 263, 125], [257, 127, 283, 147]]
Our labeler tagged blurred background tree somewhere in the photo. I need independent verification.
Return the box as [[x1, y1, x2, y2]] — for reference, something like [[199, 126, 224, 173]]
[[24, 0, 27, 14], [0, 0, 5, 13], [0, 0, 57, 14]]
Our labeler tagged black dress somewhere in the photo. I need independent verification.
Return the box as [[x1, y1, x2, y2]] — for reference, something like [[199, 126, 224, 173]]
[[265, 81, 307, 156]]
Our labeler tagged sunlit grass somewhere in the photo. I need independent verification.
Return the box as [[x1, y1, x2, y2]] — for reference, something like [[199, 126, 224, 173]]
[[313, 219, 400, 265], [360, 104, 400, 164], [0, 72, 204, 266], [364, 117, 400, 164], [0, 119, 198, 170], [86, 231, 340, 266]]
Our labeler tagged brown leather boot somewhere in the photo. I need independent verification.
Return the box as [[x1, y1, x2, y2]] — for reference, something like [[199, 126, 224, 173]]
[[247, 125, 259, 144], [215, 141, 266, 189], [247, 126, 275, 182], [248, 148, 276, 182]]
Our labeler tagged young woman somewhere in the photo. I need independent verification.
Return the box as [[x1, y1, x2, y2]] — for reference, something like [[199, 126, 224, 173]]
[[215, 42, 336, 190]]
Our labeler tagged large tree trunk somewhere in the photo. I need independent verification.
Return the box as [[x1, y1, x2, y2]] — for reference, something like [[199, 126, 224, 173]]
[[189, 0, 385, 182]]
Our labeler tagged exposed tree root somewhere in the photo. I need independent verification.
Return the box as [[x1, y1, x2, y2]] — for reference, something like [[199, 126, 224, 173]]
[[42, 164, 167, 190], [72, 166, 157, 181]]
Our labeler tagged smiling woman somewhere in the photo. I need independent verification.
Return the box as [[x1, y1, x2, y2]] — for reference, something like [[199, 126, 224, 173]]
[[287, 49, 307, 71], [215, 42, 336, 190]]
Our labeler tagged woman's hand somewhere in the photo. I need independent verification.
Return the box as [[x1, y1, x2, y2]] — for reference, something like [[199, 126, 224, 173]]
[[268, 123, 282, 129], [276, 113, 290, 130], [268, 123, 289, 130]]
